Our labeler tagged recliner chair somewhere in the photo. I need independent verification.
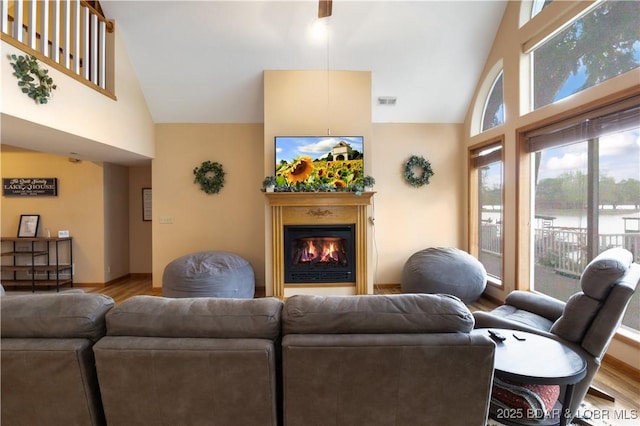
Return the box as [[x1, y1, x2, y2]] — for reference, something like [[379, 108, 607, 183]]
[[473, 247, 640, 421]]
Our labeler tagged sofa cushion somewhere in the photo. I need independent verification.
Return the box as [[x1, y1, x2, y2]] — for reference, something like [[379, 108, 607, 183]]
[[580, 247, 632, 300], [106, 295, 283, 339], [282, 293, 474, 335], [0, 293, 114, 342]]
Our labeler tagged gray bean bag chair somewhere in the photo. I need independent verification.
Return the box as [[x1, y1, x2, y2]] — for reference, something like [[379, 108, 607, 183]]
[[401, 247, 487, 303], [162, 251, 255, 298]]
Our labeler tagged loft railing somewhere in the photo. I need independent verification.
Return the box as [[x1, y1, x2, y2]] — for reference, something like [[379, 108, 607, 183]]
[[1, 0, 114, 97]]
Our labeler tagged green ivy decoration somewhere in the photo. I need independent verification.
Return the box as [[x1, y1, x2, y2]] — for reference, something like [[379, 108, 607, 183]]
[[404, 155, 434, 187], [8, 54, 57, 104], [193, 161, 225, 194]]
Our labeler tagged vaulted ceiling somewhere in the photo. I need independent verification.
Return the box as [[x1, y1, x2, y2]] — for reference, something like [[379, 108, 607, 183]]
[[101, 0, 507, 124]]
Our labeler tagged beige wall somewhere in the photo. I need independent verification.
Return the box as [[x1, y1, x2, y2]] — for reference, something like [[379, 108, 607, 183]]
[[152, 124, 265, 289], [0, 148, 106, 284], [463, 1, 640, 369], [129, 166, 152, 273], [103, 163, 130, 282], [371, 123, 464, 284]]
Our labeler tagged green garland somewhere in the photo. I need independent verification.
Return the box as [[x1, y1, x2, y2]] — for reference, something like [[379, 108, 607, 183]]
[[8, 54, 57, 104], [404, 155, 434, 187], [193, 161, 225, 194]]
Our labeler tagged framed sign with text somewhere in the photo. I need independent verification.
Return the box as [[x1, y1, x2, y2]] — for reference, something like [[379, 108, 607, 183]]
[[3, 178, 58, 196]]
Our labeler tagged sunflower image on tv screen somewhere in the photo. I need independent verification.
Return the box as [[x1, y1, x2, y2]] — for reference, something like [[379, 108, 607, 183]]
[[275, 136, 364, 190]]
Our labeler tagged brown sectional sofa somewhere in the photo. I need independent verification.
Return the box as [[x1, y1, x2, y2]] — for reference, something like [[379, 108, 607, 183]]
[[1, 292, 495, 426]]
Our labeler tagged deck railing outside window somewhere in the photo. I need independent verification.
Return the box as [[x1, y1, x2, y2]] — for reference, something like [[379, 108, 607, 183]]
[[1, 0, 113, 94]]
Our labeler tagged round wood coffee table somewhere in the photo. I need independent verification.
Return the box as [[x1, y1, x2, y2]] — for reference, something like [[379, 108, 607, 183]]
[[472, 328, 587, 426]]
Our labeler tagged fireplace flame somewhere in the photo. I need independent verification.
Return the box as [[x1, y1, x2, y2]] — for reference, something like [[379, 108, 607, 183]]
[[300, 238, 341, 263]]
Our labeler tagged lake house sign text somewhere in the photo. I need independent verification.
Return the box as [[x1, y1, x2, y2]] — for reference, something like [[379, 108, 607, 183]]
[[3, 178, 58, 196]]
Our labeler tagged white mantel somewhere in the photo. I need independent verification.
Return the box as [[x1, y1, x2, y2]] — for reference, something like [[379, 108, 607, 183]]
[[265, 192, 375, 298]]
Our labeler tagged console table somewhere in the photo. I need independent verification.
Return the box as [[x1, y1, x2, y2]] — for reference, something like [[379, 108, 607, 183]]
[[472, 328, 587, 426], [1, 237, 74, 292]]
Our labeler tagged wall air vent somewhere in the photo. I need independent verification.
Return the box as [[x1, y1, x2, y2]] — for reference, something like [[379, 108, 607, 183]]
[[377, 96, 397, 106]]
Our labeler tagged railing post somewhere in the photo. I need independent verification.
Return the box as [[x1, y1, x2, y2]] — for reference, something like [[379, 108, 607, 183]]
[[62, 0, 71, 68], [1, 0, 8, 34], [90, 11, 98, 84], [12, 0, 23, 41], [82, 5, 89, 80], [52, 0, 61, 63], [40, 0, 49, 56], [73, 0, 81, 74], [99, 19, 106, 88], [27, 0, 37, 49]]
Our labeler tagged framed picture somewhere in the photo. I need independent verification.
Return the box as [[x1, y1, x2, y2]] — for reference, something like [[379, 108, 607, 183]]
[[18, 214, 40, 238], [142, 188, 152, 221]]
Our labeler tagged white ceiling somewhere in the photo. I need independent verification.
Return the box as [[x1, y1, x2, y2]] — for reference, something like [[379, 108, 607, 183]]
[[2, 1, 507, 165], [102, 0, 507, 124]]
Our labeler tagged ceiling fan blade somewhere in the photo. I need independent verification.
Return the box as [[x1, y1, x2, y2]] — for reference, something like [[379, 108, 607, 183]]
[[318, 0, 332, 18]]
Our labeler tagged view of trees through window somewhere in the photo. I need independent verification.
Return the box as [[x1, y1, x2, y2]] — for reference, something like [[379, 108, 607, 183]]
[[531, 125, 640, 332], [533, 0, 640, 110], [481, 71, 504, 132]]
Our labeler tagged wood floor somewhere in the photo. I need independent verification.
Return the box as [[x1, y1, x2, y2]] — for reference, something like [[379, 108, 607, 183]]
[[88, 277, 640, 425]]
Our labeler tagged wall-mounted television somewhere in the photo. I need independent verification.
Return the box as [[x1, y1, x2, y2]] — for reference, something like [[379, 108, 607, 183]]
[[274, 136, 364, 189]]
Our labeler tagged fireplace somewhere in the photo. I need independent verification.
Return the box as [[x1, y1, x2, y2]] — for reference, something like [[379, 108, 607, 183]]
[[265, 192, 374, 297], [284, 224, 355, 283]]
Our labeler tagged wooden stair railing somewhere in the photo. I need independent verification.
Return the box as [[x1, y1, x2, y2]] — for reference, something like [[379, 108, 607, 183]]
[[1, 0, 115, 99]]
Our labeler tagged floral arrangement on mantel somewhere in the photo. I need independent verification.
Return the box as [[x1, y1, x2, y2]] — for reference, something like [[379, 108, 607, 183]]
[[8, 54, 57, 104], [262, 174, 375, 195], [262, 155, 375, 195]]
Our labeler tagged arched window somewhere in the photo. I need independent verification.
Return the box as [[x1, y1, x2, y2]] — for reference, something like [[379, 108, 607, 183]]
[[481, 71, 504, 132], [531, 0, 552, 18]]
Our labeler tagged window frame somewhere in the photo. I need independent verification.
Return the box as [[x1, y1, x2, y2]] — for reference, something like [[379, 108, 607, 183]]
[[516, 88, 640, 342], [469, 136, 505, 289]]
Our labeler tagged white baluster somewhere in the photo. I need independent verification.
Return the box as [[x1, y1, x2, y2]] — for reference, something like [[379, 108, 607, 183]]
[[73, 0, 80, 74], [91, 12, 98, 84], [99, 19, 106, 89], [1, 0, 8, 35], [12, 0, 23, 42], [63, 0, 71, 68], [82, 5, 89, 80], [27, 0, 37, 49], [40, 0, 49, 57], [52, 0, 61, 63]]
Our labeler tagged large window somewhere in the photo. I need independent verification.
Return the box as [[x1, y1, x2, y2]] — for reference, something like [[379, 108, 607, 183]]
[[523, 98, 640, 334], [532, 0, 640, 110], [470, 141, 504, 283]]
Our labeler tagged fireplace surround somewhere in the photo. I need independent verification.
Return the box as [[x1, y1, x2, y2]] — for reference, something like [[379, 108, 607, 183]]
[[265, 192, 374, 297]]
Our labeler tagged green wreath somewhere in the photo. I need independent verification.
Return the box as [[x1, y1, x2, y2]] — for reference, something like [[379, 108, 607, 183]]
[[193, 161, 225, 194], [404, 155, 434, 187], [9, 54, 57, 104]]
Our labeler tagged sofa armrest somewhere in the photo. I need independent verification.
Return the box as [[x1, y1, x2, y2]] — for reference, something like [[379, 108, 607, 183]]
[[504, 291, 565, 322]]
